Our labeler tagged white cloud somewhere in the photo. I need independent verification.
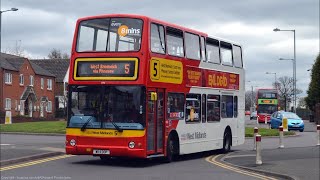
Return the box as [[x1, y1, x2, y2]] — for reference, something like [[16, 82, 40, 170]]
[[1, 0, 318, 98]]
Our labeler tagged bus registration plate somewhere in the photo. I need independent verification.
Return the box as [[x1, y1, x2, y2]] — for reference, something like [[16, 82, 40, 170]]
[[93, 149, 110, 155]]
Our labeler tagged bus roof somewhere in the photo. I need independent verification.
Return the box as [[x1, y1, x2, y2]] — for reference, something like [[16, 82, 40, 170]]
[[76, 14, 242, 47]]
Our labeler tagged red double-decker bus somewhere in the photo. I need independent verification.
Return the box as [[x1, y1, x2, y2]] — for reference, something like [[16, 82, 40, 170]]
[[256, 89, 278, 123], [65, 14, 245, 162]]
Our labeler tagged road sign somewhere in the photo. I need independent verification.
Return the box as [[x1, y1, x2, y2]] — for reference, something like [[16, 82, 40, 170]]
[[282, 118, 288, 132]]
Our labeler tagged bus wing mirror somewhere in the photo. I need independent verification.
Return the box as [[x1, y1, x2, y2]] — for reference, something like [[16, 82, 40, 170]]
[[150, 92, 157, 101]]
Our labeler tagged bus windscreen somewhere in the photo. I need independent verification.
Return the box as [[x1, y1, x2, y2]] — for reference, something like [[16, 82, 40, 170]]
[[76, 18, 143, 52], [68, 85, 145, 130]]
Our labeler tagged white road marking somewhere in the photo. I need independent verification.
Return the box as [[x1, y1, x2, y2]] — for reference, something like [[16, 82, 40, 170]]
[[0, 144, 13, 146], [40, 147, 65, 152]]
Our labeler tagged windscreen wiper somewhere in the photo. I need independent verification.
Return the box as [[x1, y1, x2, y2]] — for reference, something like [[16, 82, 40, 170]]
[[111, 122, 123, 132], [81, 117, 93, 131]]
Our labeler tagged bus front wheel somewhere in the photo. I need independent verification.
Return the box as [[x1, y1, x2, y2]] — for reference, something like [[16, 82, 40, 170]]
[[164, 136, 174, 163]]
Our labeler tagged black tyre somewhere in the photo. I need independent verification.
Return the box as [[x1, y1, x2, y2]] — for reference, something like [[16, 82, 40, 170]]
[[164, 136, 174, 163], [221, 130, 231, 153], [299, 129, 304, 132]]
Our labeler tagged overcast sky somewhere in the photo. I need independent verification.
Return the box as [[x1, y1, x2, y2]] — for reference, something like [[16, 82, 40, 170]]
[[1, 0, 319, 97]]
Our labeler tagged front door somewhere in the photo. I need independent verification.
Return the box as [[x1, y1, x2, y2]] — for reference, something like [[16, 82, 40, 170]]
[[147, 88, 165, 155]]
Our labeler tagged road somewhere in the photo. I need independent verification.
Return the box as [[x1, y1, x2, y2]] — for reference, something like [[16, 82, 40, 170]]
[[1, 150, 280, 180], [0, 117, 318, 180], [0, 134, 64, 162]]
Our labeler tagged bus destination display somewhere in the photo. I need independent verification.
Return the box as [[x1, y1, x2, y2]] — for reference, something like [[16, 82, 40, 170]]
[[75, 58, 138, 80]]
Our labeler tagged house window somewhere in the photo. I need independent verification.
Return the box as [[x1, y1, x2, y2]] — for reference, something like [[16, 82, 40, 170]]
[[46, 101, 52, 112], [30, 75, 34, 86], [5, 73, 12, 84], [19, 74, 24, 85], [47, 79, 52, 90], [5, 98, 11, 110], [41, 78, 44, 89]]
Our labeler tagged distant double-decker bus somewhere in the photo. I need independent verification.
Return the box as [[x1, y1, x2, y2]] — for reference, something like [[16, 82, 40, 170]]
[[256, 89, 278, 123], [65, 14, 245, 162]]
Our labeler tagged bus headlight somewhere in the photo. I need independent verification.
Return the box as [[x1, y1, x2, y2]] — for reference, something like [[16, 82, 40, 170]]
[[128, 141, 135, 149], [70, 139, 76, 146]]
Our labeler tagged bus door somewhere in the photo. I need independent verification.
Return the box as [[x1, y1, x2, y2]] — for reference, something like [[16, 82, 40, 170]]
[[146, 88, 165, 155]]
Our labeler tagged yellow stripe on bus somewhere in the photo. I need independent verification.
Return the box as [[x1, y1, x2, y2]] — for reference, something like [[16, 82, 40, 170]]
[[66, 128, 145, 137]]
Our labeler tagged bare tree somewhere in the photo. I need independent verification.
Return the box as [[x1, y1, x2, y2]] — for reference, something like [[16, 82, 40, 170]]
[[275, 76, 302, 111], [3, 40, 27, 57], [245, 90, 257, 111], [48, 48, 70, 59]]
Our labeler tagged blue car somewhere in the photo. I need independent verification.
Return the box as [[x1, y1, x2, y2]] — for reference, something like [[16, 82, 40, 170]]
[[270, 111, 304, 132]]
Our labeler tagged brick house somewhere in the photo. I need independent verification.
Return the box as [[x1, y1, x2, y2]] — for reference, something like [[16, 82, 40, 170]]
[[0, 53, 56, 119], [31, 59, 69, 97], [31, 59, 69, 117]]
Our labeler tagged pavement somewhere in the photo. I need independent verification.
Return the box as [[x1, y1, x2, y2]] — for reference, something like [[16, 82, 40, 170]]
[[222, 117, 320, 180], [222, 146, 319, 180]]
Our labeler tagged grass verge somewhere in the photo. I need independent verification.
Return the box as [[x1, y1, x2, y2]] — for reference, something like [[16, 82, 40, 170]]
[[0, 121, 66, 134], [0, 121, 296, 137], [245, 127, 295, 137]]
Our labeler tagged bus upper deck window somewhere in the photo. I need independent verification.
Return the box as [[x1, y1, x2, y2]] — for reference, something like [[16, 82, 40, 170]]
[[151, 23, 166, 54], [185, 32, 200, 60], [221, 42, 233, 66], [233, 45, 243, 68], [76, 18, 143, 52], [166, 27, 184, 57], [206, 38, 220, 64]]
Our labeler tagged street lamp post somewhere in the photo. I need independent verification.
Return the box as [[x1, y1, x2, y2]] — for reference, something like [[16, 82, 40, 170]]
[[0, 7, 19, 53], [273, 28, 296, 113], [265, 72, 277, 87], [279, 58, 295, 110]]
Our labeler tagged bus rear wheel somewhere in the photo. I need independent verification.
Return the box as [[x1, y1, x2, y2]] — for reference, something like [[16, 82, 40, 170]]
[[221, 130, 231, 153]]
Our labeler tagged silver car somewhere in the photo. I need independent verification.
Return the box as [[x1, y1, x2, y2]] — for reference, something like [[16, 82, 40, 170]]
[[250, 111, 257, 120]]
